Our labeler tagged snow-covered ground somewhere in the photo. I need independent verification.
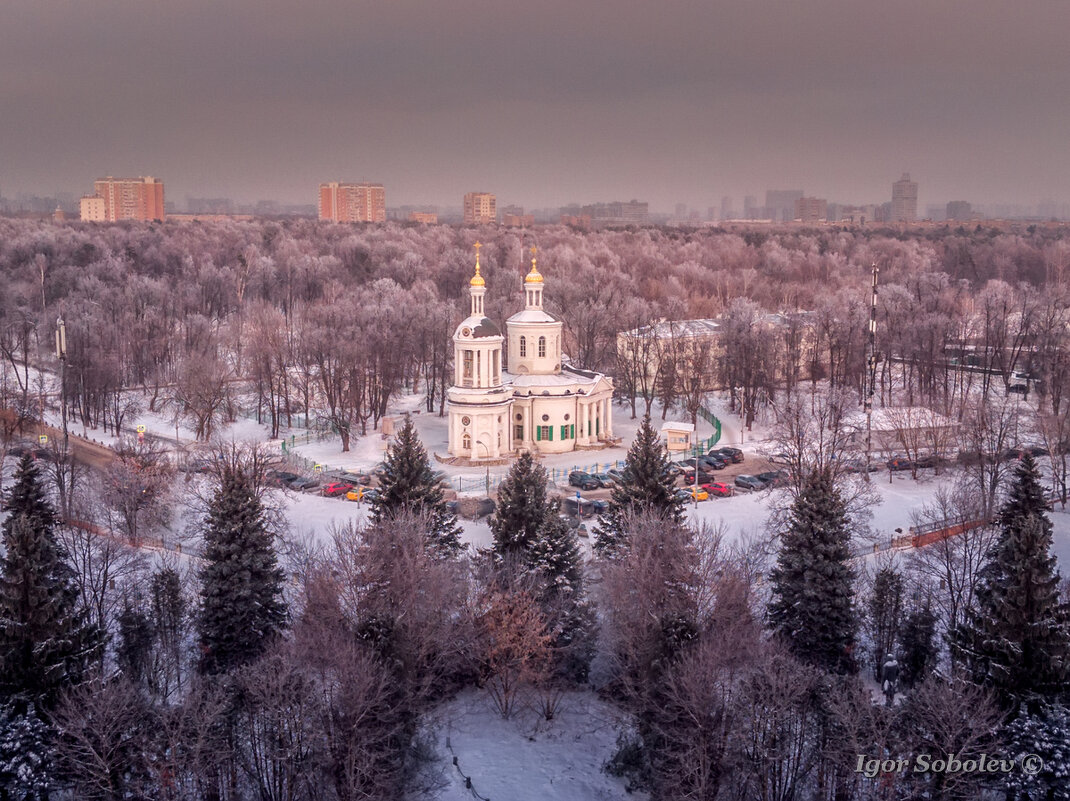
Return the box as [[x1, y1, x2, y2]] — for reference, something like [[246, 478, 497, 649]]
[[425, 689, 641, 801]]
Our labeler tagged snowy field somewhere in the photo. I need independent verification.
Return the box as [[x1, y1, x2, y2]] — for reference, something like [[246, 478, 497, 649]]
[[424, 689, 641, 801]]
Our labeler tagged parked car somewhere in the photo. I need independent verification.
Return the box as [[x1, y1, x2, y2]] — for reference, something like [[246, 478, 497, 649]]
[[568, 471, 601, 491], [267, 470, 300, 488], [336, 470, 373, 486], [676, 486, 709, 502], [841, 458, 881, 474], [288, 475, 321, 492], [1000, 445, 1049, 461], [7, 444, 53, 462], [592, 472, 616, 487], [734, 474, 766, 491], [700, 481, 733, 498], [562, 496, 595, 517], [322, 481, 355, 497], [345, 487, 380, 503], [683, 468, 718, 484], [1007, 383, 1029, 396], [698, 455, 727, 471], [757, 470, 788, 488], [886, 455, 937, 472], [711, 446, 744, 463]]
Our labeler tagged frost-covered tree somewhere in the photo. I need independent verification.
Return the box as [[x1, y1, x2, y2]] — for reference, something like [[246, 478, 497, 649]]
[[0, 701, 55, 800], [1000, 702, 1070, 801], [594, 415, 683, 559], [372, 415, 462, 558], [0, 455, 101, 711], [767, 472, 857, 674], [198, 462, 287, 675], [952, 454, 1070, 708]]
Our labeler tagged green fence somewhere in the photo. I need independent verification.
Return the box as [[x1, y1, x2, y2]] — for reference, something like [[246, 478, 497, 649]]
[[697, 405, 722, 446]]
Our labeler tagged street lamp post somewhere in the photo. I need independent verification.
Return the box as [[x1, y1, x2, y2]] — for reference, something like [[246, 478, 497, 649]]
[[55, 317, 68, 453], [736, 387, 745, 444]]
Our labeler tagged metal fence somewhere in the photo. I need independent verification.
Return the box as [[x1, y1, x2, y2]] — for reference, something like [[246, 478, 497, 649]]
[[697, 405, 723, 445]]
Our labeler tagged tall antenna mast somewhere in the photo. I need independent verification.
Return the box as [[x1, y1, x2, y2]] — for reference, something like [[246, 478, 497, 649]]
[[864, 262, 879, 480]]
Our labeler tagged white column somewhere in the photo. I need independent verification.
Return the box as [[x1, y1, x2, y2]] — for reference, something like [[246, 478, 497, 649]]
[[581, 402, 589, 444], [605, 397, 613, 437]]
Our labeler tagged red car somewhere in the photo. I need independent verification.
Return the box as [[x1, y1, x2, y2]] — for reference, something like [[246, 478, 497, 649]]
[[701, 481, 733, 498], [322, 481, 355, 498]]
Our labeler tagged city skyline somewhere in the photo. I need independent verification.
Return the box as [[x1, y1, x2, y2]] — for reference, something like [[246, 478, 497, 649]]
[[2, 1, 1070, 211]]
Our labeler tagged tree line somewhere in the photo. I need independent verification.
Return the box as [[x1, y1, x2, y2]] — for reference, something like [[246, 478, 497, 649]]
[[3, 219, 1070, 455], [3, 412, 1069, 799]]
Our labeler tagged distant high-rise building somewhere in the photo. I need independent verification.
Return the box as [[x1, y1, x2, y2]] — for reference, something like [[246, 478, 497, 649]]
[[892, 173, 918, 222], [408, 211, 438, 224], [794, 197, 827, 224], [944, 201, 974, 222], [766, 190, 804, 222], [674, 202, 688, 220], [720, 196, 733, 220], [79, 195, 107, 222], [579, 200, 648, 225], [501, 205, 534, 227], [834, 204, 878, 225], [464, 192, 497, 224], [81, 176, 165, 222], [743, 196, 760, 219], [319, 182, 386, 222]]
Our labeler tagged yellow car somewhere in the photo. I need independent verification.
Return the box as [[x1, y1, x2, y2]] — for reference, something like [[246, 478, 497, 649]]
[[345, 487, 379, 503], [677, 487, 709, 502]]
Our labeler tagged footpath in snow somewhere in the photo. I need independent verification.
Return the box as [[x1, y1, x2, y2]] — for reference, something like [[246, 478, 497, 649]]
[[425, 689, 640, 801]]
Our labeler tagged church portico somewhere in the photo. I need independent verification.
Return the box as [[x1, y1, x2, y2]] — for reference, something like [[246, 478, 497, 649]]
[[446, 244, 615, 463]]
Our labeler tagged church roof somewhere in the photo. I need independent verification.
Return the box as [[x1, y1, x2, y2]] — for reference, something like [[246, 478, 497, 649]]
[[472, 317, 500, 337], [455, 314, 503, 339], [507, 309, 557, 324]]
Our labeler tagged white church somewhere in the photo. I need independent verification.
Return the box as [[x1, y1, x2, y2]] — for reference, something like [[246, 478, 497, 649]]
[[447, 244, 615, 462]]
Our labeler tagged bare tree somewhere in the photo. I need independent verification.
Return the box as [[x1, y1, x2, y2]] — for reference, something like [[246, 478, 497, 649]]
[[475, 587, 552, 719], [895, 678, 1003, 801], [233, 647, 327, 801], [51, 678, 159, 801], [102, 437, 175, 544], [907, 479, 997, 657]]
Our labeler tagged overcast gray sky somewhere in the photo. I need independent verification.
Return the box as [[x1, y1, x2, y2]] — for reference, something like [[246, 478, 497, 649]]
[[3, 0, 1069, 211]]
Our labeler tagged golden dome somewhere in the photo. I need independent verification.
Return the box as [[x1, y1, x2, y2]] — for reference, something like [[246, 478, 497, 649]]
[[470, 242, 485, 286], [525, 246, 543, 283]]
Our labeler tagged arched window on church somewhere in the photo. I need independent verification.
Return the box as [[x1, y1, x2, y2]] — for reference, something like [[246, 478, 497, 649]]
[[462, 432, 471, 450], [538, 336, 546, 357], [519, 336, 526, 357]]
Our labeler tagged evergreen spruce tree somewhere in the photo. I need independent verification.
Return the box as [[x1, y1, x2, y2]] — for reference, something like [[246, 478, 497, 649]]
[[372, 415, 462, 558], [594, 416, 683, 558], [952, 454, 1070, 708], [0, 455, 100, 712], [198, 462, 287, 675], [867, 566, 904, 680], [1000, 702, 1070, 801], [898, 602, 938, 688], [488, 453, 594, 680], [767, 471, 857, 674], [490, 452, 551, 560]]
